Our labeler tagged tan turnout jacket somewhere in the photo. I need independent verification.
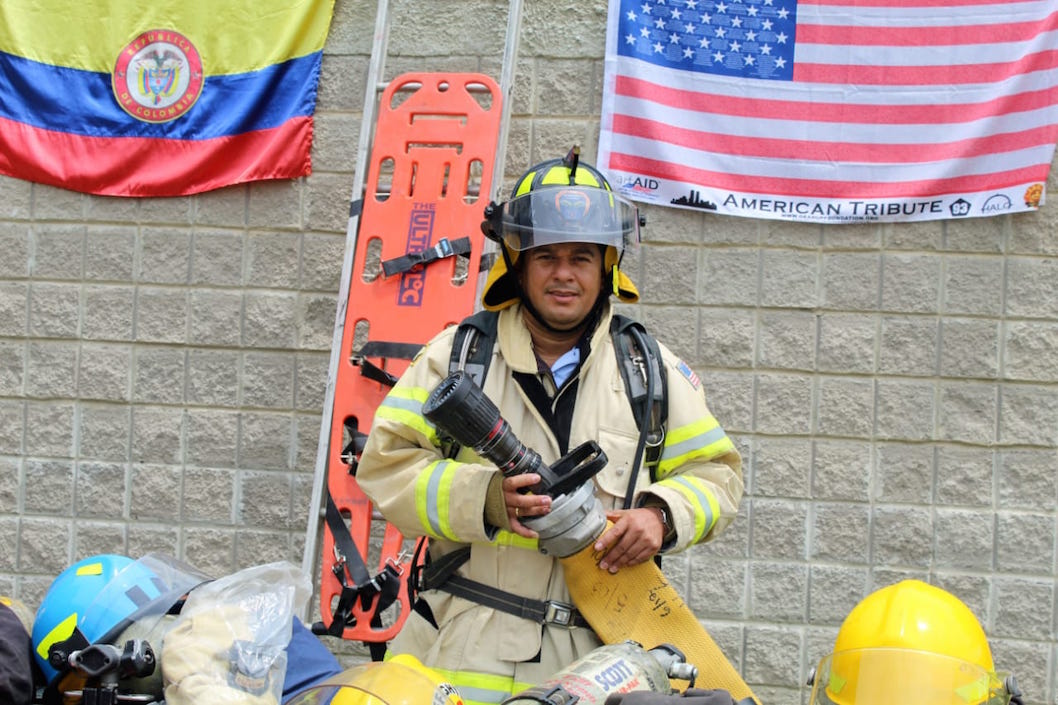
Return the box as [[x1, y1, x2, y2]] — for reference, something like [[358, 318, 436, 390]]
[[356, 302, 743, 703]]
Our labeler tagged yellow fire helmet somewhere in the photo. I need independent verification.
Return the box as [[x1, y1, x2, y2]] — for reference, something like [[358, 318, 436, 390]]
[[480, 146, 641, 312], [808, 580, 1022, 705], [285, 654, 464, 705]]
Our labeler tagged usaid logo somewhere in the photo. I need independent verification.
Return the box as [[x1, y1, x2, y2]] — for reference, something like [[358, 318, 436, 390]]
[[981, 194, 1013, 214], [616, 175, 660, 193]]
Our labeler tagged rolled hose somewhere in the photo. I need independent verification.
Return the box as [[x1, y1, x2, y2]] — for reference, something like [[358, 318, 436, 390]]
[[561, 524, 760, 705]]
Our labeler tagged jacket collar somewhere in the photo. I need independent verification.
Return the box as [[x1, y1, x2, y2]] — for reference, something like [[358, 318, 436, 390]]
[[497, 302, 614, 374]]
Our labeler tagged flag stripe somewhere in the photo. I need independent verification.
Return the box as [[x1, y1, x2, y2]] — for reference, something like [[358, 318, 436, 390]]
[[793, 49, 1058, 85], [0, 0, 331, 73], [800, 0, 1052, 14], [797, 13, 1058, 46], [612, 114, 1057, 166], [614, 74, 1058, 129], [0, 50, 321, 140], [599, 0, 1058, 223], [611, 131, 1054, 186], [609, 149, 1049, 199], [0, 115, 313, 197]]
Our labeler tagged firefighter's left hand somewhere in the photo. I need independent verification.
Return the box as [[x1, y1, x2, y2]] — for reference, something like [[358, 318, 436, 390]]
[[594, 508, 664, 574]]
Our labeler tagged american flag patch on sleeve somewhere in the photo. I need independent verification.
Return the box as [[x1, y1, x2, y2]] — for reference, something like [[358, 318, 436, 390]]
[[676, 360, 701, 390]]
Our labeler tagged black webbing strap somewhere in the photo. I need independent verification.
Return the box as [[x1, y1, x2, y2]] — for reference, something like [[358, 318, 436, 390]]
[[340, 418, 369, 473], [611, 315, 667, 506], [417, 547, 590, 629], [354, 341, 423, 387], [316, 493, 404, 661], [381, 237, 472, 277]]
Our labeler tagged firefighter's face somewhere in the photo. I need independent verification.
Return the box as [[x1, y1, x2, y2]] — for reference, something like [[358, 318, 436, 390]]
[[518, 242, 603, 330]]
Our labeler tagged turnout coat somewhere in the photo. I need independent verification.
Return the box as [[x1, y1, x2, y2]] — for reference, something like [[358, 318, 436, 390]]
[[357, 303, 743, 705]]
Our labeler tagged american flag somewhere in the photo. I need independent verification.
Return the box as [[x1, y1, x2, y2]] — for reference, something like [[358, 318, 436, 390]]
[[598, 0, 1058, 224]]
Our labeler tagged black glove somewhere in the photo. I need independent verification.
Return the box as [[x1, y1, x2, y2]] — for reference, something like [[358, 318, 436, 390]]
[[604, 689, 737, 705]]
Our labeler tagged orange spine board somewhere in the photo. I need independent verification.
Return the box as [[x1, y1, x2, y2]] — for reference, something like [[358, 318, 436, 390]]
[[320, 73, 502, 643]]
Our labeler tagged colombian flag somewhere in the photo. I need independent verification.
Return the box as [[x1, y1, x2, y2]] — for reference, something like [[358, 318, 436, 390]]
[[0, 1, 334, 197]]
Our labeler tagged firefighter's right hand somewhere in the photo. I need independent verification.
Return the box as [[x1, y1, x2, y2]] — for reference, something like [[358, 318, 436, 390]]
[[504, 474, 551, 538]]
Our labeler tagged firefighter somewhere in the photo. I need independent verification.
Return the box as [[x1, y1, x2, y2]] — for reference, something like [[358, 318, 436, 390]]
[[355, 149, 743, 705]]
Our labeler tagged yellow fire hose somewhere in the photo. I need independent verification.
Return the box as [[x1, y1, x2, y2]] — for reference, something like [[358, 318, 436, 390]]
[[561, 525, 761, 705]]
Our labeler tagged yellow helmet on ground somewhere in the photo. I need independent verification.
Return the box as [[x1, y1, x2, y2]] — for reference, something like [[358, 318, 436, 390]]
[[808, 580, 1021, 705], [480, 147, 641, 311], [285, 654, 464, 705]]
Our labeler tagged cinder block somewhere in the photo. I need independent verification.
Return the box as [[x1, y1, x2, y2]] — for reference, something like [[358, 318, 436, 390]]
[[83, 285, 135, 341], [190, 229, 245, 285], [750, 498, 808, 561], [881, 253, 941, 313], [32, 224, 84, 280], [185, 410, 239, 469], [811, 503, 870, 564], [138, 228, 191, 284], [78, 344, 132, 402], [816, 378, 874, 438], [135, 287, 189, 344], [181, 466, 236, 523], [78, 404, 131, 461], [758, 311, 816, 371], [28, 282, 80, 338], [813, 440, 871, 501], [817, 313, 877, 374], [761, 250, 818, 309], [189, 290, 243, 346], [84, 227, 136, 281], [821, 252, 880, 310], [130, 464, 183, 520]]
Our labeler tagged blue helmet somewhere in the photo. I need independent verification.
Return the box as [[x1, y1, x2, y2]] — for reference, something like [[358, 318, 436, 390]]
[[32, 553, 210, 687]]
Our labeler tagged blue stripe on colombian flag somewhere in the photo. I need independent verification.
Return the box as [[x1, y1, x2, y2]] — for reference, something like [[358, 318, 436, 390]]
[[0, 51, 321, 140]]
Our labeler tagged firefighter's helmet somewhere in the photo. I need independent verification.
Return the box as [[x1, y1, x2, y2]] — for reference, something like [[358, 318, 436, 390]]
[[32, 553, 210, 695], [808, 580, 1019, 705], [481, 148, 640, 311]]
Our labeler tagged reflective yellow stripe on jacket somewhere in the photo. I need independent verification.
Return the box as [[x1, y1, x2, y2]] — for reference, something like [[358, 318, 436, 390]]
[[656, 414, 735, 479], [433, 666, 535, 705], [374, 386, 440, 447], [655, 474, 720, 543], [415, 460, 462, 540]]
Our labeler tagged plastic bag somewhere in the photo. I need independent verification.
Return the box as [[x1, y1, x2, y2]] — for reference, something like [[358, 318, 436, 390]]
[[161, 561, 311, 705]]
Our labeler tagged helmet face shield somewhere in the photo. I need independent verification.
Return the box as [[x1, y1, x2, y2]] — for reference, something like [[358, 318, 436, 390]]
[[810, 649, 1011, 705], [494, 186, 640, 253]]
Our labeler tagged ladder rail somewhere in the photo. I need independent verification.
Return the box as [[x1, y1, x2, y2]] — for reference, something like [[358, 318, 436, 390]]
[[299, 0, 392, 617], [300, 0, 525, 627]]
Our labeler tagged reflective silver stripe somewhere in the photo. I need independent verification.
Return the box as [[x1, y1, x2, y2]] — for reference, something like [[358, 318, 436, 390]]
[[668, 475, 717, 539], [380, 394, 424, 414], [424, 460, 451, 538], [660, 425, 728, 461]]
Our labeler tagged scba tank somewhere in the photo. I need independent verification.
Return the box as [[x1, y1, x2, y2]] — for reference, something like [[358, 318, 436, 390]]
[[502, 642, 697, 705]]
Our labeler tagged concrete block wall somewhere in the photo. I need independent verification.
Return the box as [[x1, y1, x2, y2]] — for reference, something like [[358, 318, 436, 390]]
[[2, 0, 1057, 701]]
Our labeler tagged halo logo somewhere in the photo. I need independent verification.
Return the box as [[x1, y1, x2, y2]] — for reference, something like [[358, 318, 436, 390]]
[[112, 30, 203, 123], [981, 194, 1012, 214]]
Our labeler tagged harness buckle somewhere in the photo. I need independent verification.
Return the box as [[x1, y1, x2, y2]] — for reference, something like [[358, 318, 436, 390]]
[[544, 600, 576, 628]]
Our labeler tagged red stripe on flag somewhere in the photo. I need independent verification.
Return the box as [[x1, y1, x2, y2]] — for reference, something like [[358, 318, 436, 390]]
[[614, 75, 1058, 125], [609, 151, 1051, 200], [612, 114, 1058, 165], [801, 0, 1042, 6], [797, 11, 1058, 46], [793, 49, 1058, 85], [0, 116, 313, 197]]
